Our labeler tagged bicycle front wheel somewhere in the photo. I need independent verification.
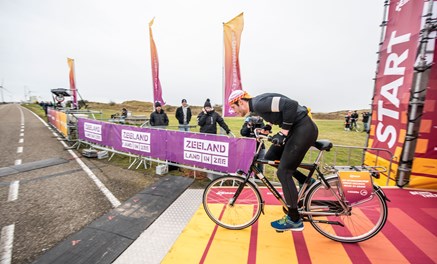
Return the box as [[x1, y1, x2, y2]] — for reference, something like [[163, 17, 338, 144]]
[[304, 177, 388, 243], [203, 175, 263, 230]]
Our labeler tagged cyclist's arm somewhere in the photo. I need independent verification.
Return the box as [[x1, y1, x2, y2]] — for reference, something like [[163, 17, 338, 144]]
[[254, 96, 298, 132]]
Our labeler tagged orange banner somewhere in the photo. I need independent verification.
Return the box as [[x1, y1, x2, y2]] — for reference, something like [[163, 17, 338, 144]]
[[67, 58, 78, 109], [223, 12, 244, 117]]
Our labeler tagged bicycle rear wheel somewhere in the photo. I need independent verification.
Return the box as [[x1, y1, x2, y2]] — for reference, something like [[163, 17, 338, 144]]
[[203, 175, 263, 230], [304, 176, 388, 243]]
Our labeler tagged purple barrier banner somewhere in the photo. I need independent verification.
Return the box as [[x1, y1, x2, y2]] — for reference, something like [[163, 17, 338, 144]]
[[77, 119, 112, 145], [166, 131, 256, 173], [77, 118, 256, 173], [111, 124, 167, 160]]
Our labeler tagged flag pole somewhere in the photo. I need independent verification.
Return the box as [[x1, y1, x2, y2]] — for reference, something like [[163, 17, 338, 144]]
[[222, 22, 225, 117]]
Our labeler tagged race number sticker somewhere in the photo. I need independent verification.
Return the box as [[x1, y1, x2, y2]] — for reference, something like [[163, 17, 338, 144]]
[[338, 171, 373, 204]]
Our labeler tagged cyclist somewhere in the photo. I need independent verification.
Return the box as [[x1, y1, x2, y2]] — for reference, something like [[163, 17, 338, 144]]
[[228, 90, 318, 231]]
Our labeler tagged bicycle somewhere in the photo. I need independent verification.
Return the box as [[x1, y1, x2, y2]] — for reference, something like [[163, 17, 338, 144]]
[[202, 130, 390, 243]]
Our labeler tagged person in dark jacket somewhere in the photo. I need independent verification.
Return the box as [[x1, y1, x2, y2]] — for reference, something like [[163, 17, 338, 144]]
[[197, 99, 231, 135], [240, 114, 265, 138], [240, 113, 266, 172], [362, 111, 371, 133], [175, 99, 192, 131], [150, 101, 169, 127], [228, 90, 318, 232], [121, 108, 128, 118]]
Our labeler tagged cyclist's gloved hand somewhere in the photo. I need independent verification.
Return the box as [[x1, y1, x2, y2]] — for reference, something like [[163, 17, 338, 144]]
[[271, 131, 287, 146], [262, 124, 272, 134]]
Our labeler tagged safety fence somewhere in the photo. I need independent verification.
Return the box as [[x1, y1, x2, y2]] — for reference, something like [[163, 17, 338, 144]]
[[75, 118, 256, 175], [47, 108, 394, 185]]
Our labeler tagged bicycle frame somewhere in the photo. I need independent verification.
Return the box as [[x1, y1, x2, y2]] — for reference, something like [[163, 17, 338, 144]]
[[230, 133, 351, 218]]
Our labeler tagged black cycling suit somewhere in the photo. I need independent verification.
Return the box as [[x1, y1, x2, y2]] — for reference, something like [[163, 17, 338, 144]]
[[249, 93, 319, 221]]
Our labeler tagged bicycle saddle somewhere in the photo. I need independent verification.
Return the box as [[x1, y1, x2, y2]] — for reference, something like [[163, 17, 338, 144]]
[[314, 140, 333, 151]]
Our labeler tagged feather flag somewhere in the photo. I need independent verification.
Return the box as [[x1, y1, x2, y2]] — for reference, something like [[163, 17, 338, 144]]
[[223, 12, 244, 117], [149, 18, 165, 106], [67, 58, 78, 109]]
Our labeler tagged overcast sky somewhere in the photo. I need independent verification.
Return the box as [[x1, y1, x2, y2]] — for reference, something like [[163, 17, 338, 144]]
[[0, 0, 384, 112]]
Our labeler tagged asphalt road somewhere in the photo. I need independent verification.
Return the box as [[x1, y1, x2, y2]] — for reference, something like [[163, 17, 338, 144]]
[[0, 104, 158, 263]]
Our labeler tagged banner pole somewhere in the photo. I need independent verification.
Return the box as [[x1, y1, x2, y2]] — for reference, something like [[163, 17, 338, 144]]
[[397, 0, 436, 187], [222, 22, 225, 117]]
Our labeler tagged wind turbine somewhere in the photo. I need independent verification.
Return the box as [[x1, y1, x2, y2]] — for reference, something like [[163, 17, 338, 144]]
[[0, 80, 10, 103]]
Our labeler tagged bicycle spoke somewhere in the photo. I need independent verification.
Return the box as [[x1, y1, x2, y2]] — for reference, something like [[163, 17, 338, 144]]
[[203, 176, 262, 230], [305, 177, 387, 242]]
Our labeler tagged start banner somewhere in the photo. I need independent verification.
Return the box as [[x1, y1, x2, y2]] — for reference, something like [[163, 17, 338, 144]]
[[368, 1, 424, 161]]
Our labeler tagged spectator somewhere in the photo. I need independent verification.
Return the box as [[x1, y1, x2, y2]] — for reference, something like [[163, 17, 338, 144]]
[[197, 98, 231, 181], [240, 113, 266, 172], [350, 110, 359, 131], [150, 101, 169, 127], [197, 99, 231, 135], [175, 99, 192, 131], [344, 111, 351, 131], [362, 111, 371, 133], [39, 101, 48, 116], [119, 107, 128, 123], [121, 108, 128, 118]]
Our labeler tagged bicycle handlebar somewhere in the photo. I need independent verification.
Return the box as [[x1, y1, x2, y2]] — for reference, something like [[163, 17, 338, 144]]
[[254, 128, 273, 142]]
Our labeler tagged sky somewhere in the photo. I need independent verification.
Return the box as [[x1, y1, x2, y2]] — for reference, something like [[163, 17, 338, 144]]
[[0, 0, 385, 113]]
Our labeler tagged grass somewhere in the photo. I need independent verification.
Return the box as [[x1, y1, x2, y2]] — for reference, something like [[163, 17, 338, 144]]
[[23, 103, 46, 119], [23, 102, 370, 184]]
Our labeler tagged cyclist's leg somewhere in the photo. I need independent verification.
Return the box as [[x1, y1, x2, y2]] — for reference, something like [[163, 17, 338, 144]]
[[264, 144, 283, 161], [277, 117, 318, 221], [294, 170, 307, 185]]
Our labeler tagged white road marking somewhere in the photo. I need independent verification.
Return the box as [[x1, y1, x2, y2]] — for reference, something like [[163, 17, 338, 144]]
[[7, 181, 19, 202], [16, 147, 23, 153], [67, 150, 121, 207], [18, 138, 23, 144], [0, 224, 15, 264], [26, 107, 121, 208], [14, 160, 21, 166], [20, 129, 24, 132], [19, 133, 24, 137]]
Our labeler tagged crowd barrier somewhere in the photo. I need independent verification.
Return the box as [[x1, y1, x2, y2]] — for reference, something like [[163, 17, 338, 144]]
[[76, 118, 257, 174]]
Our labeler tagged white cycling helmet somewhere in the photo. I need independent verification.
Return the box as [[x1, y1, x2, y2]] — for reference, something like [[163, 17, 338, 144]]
[[228, 90, 251, 104]]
